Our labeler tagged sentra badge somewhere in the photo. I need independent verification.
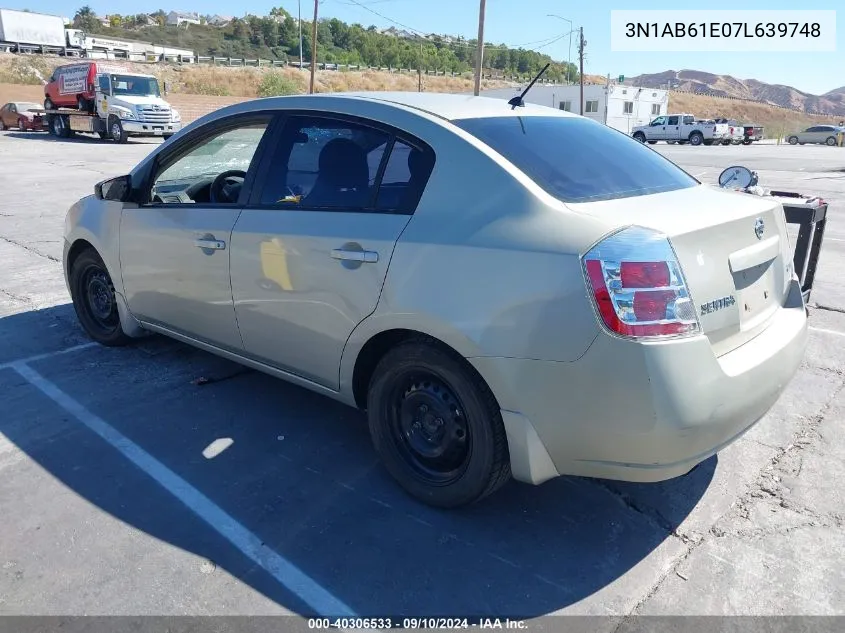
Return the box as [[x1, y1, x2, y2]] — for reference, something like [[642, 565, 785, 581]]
[[700, 295, 736, 315]]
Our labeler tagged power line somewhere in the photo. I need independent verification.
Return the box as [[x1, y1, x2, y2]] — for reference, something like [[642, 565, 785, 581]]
[[339, 0, 573, 56]]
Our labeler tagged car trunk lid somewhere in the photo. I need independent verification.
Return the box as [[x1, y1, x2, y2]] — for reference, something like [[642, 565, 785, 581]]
[[568, 185, 793, 356]]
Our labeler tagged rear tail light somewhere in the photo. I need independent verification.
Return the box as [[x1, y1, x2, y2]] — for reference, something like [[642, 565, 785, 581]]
[[582, 226, 700, 339]]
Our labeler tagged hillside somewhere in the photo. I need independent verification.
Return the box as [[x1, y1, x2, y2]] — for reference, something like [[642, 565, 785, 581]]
[[1, 54, 839, 134], [627, 69, 845, 116], [70, 6, 577, 83]]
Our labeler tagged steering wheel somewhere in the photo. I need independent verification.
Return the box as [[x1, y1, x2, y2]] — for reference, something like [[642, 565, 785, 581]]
[[210, 170, 247, 204]]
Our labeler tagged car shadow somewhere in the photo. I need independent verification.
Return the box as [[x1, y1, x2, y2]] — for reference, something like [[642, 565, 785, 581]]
[[0, 304, 715, 618], [1, 131, 161, 144]]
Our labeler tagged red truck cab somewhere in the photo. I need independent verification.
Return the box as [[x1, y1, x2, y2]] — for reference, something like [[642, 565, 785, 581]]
[[44, 61, 99, 111]]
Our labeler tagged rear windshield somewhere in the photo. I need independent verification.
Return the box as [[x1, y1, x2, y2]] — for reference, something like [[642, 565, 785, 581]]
[[452, 116, 698, 203]]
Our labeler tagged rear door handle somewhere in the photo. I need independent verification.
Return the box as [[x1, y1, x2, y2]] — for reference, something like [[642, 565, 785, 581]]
[[194, 238, 226, 250], [331, 249, 378, 263]]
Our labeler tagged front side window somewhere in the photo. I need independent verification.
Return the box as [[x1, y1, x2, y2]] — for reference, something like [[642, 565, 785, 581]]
[[667, 116, 679, 125], [452, 115, 698, 203], [257, 115, 433, 212], [150, 120, 270, 204]]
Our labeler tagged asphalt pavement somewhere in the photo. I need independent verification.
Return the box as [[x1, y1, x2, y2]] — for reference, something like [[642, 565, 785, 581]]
[[0, 131, 843, 624]]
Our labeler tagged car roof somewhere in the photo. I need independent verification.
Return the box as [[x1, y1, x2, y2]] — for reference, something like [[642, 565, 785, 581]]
[[242, 91, 578, 122]]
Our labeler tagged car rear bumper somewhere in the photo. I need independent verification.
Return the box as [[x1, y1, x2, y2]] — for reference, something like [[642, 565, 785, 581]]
[[471, 278, 808, 485]]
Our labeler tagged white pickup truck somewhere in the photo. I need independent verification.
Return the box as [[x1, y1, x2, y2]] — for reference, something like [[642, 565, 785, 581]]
[[631, 114, 730, 146]]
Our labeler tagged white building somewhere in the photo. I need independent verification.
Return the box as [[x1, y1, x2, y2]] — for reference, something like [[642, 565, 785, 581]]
[[166, 11, 201, 26], [480, 84, 669, 134]]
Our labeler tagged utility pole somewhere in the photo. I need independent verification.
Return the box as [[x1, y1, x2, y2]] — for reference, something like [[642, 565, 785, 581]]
[[298, 0, 303, 70], [418, 41, 422, 92], [309, 0, 318, 93], [473, 0, 486, 96], [578, 26, 585, 115]]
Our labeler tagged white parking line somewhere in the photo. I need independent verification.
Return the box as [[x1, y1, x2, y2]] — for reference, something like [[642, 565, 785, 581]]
[[809, 326, 845, 338], [0, 342, 97, 371], [11, 361, 355, 618]]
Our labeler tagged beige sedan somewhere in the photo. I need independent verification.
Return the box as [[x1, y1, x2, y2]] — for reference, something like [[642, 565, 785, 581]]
[[63, 92, 808, 508]]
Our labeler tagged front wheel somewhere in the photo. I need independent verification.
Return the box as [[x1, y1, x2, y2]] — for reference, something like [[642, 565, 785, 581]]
[[44, 97, 54, 110], [788, 136, 798, 145], [826, 136, 837, 146], [367, 341, 511, 508], [633, 132, 646, 143], [109, 116, 128, 143], [742, 139, 752, 145], [0, 119, 6, 131], [69, 248, 132, 346]]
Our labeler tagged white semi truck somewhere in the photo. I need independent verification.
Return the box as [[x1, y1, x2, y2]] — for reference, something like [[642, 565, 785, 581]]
[[0, 8, 84, 52]]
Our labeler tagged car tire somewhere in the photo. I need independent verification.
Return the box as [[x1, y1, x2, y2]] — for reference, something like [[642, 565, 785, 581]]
[[109, 116, 128, 144], [689, 132, 704, 146], [788, 136, 798, 145], [18, 118, 29, 131], [742, 139, 752, 145], [50, 115, 70, 138], [44, 97, 54, 110], [0, 119, 6, 131], [69, 248, 132, 347], [633, 132, 646, 143], [826, 136, 837, 146], [98, 131, 109, 140], [367, 340, 511, 508]]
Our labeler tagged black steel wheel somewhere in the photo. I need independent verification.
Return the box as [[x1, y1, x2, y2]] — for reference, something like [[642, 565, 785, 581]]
[[367, 340, 511, 508], [69, 248, 132, 346]]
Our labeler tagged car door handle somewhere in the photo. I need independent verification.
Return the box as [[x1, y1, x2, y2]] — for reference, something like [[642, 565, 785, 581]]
[[194, 238, 226, 250], [331, 248, 378, 263]]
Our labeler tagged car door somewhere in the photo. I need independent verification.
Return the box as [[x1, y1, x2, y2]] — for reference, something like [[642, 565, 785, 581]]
[[119, 112, 277, 352], [6, 104, 17, 127], [664, 115, 681, 141], [229, 112, 435, 389], [0, 104, 9, 127], [801, 126, 820, 143], [649, 116, 666, 140]]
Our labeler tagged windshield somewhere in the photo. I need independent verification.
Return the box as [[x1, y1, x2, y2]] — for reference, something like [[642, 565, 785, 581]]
[[110, 75, 161, 98], [452, 116, 698, 203]]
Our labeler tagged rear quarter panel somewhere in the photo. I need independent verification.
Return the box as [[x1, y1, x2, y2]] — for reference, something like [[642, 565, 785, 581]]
[[340, 113, 615, 395]]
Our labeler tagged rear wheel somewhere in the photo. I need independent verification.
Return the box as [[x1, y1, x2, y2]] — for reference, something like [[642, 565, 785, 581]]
[[367, 341, 511, 508], [0, 119, 6, 131], [69, 248, 132, 346], [742, 139, 752, 145], [689, 132, 704, 146]]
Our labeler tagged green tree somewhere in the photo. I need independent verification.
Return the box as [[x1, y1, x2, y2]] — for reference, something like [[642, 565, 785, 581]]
[[73, 6, 99, 32]]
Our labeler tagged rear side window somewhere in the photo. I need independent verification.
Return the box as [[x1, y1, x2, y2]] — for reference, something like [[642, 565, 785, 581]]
[[452, 116, 698, 203]]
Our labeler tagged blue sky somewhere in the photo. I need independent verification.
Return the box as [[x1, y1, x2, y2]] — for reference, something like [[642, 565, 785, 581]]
[[21, 0, 845, 94]]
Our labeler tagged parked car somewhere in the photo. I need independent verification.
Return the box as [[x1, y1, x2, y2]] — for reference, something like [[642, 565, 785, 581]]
[[632, 113, 730, 146], [0, 101, 46, 131], [711, 118, 745, 145], [63, 93, 808, 508], [787, 125, 843, 146]]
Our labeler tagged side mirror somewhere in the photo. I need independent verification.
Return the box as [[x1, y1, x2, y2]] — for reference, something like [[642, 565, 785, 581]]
[[718, 165, 757, 190], [95, 174, 132, 202]]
